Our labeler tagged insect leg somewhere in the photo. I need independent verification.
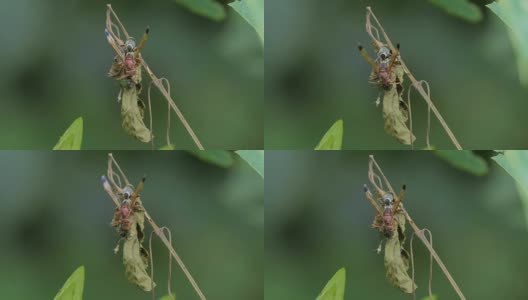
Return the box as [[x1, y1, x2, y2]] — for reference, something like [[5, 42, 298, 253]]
[[376, 239, 384, 254], [358, 44, 378, 73], [392, 184, 406, 212], [111, 209, 121, 227], [134, 27, 150, 59], [364, 184, 383, 215], [131, 176, 146, 204], [388, 43, 400, 74]]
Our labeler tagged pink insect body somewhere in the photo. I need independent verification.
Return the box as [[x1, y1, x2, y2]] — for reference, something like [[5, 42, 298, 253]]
[[123, 54, 137, 78], [118, 200, 132, 237], [382, 206, 394, 238]]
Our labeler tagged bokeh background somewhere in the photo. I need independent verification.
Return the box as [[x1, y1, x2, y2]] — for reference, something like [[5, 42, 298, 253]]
[[0, 151, 263, 299], [266, 0, 528, 149], [0, 0, 263, 149], [266, 151, 528, 299]]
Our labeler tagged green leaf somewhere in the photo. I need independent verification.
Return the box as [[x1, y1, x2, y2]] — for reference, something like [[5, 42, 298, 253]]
[[492, 151, 528, 230], [316, 268, 346, 300], [173, 0, 226, 21], [53, 117, 83, 150], [53, 266, 85, 300], [229, 0, 264, 44], [235, 150, 264, 178], [160, 144, 177, 150], [429, 0, 483, 23], [422, 295, 438, 300], [435, 150, 488, 176], [159, 295, 176, 300], [188, 150, 235, 168], [487, 1, 528, 86], [315, 120, 343, 150]]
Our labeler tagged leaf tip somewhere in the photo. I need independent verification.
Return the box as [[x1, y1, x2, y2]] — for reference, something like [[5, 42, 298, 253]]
[[315, 119, 344, 150]]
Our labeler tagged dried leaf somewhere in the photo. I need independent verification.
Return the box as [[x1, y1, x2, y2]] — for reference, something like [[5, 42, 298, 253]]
[[315, 120, 343, 150], [109, 50, 151, 143], [315, 268, 346, 300], [384, 213, 416, 293], [121, 86, 152, 143], [121, 199, 155, 291], [53, 266, 85, 300], [382, 84, 415, 145]]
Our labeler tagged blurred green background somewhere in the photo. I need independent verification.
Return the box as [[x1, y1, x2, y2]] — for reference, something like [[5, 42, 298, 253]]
[[0, 151, 263, 299], [265, 151, 527, 299], [0, 0, 263, 149], [265, 0, 528, 149]]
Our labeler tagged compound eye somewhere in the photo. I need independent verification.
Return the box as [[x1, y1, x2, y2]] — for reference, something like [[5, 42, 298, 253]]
[[383, 194, 394, 203], [125, 39, 136, 52]]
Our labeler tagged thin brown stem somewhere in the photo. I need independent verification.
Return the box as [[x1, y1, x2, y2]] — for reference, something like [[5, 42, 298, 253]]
[[149, 226, 175, 300], [109, 153, 130, 186], [366, 7, 462, 150], [145, 213, 206, 300], [106, 4, 204, 150], [410, 228, 434, 300], [368, 155, 466, 300]]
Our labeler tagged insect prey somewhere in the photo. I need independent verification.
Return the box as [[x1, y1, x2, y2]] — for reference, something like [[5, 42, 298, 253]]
[[358, 43, 401, 90], [358, 42, 415, 145], [111, 177, 146, 238], [363, 183, 406, 238], [105, 26, 153, 143], [101, 174, 155, 291]]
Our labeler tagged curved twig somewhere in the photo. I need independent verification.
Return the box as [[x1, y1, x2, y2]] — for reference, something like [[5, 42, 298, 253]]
[[106, 154, 207, 300], [149, 226, 175, 300], [410, 228, 434, 300], [106, 4, 204, 150], [368, 155, 466, 300], [366, 7, 462, 150]]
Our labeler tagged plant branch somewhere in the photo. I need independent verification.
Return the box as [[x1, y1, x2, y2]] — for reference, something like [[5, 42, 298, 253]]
[[106, 4, 204, 150], [368, 155, 466, 300], [105, 153, 207, 300], [366, 7, 462, 150]]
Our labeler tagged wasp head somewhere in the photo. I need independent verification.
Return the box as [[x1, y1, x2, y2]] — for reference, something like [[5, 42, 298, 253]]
[[382, 193, 394, 207], [122, 186, 134, 200], [377, 46, 391, 62], [124, 38, 136, 53]]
